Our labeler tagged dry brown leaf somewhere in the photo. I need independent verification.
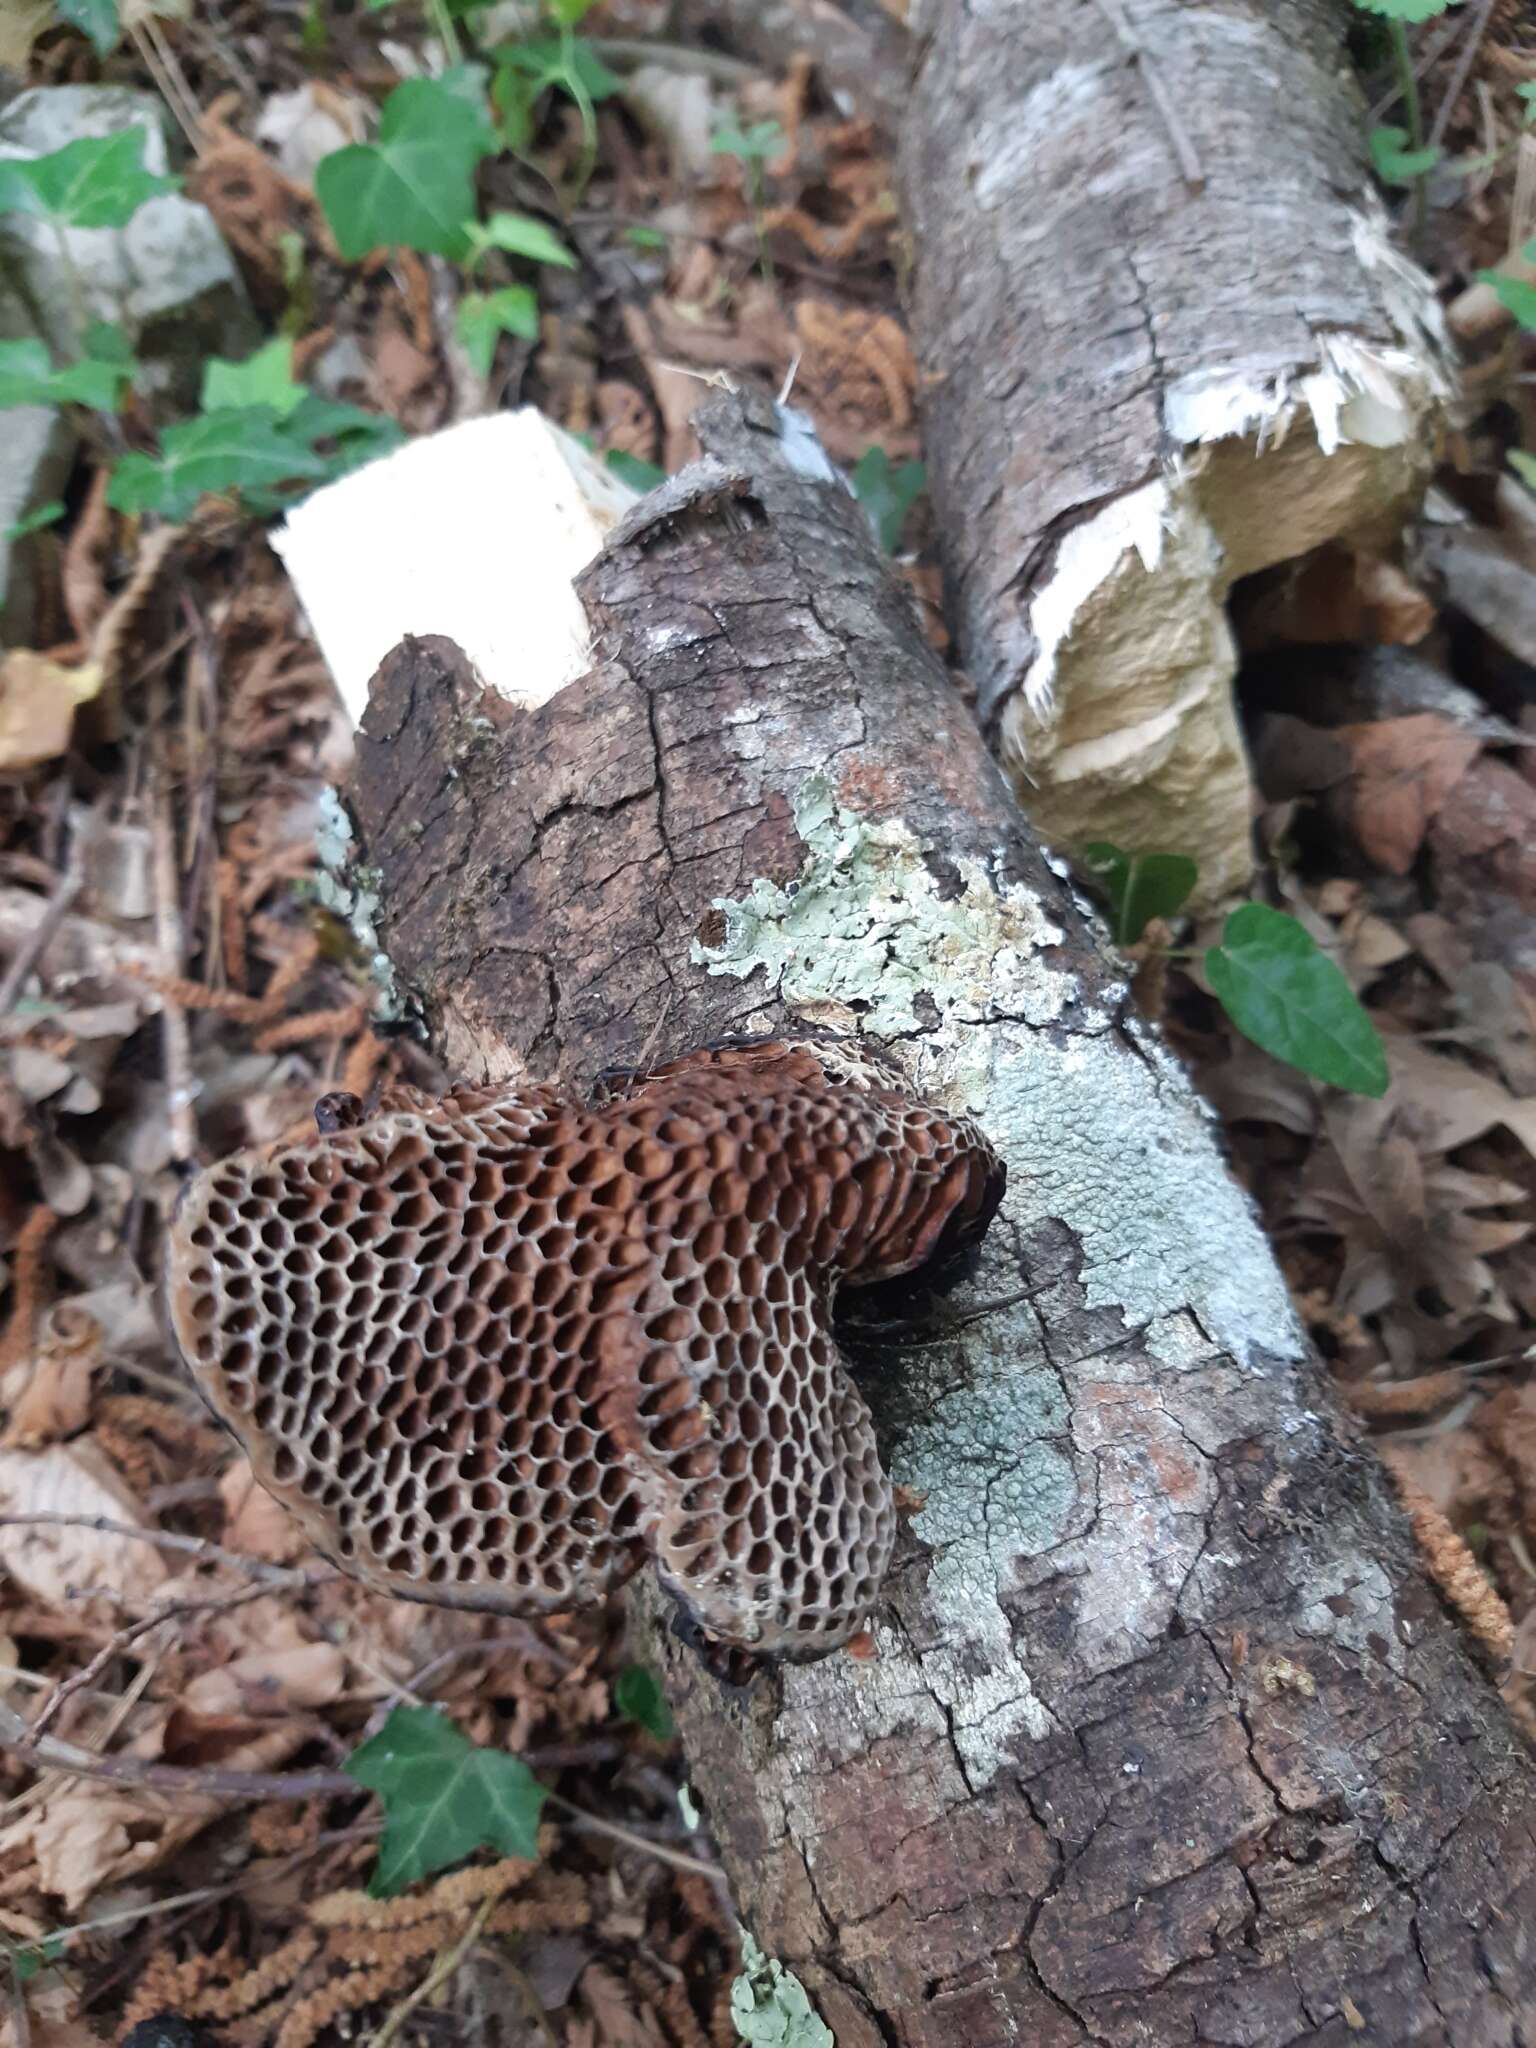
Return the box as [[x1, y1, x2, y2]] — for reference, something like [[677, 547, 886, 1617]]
[[578, 1962, 669, 2048], [0, 1783, 208, 1914], [1238, 545, 1434, 649], [1431, 758, 1536, 911], [1387, 1041, 1536, 1159], [1197, 1039, 1318, 1135], [220, 1456, 307, 1564], [1332, 714, 1482, 875], [0, 655, 102, 774], [0, 1978, 106, 2048], [0, 1, 52, 67], [1, 1312, 98, 1449], [182, 1643, 346, 1720], [0, 1720, 306, 1909], [0, 1442, 168, 1611]]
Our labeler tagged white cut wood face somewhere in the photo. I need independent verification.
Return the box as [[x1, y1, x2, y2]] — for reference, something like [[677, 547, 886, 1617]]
[[272, 408, 639, 727]]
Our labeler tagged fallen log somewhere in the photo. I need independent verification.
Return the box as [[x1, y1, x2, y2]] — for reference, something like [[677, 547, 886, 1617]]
[[897, 0, 1451, 906], [340, 392, 1536, 2045]]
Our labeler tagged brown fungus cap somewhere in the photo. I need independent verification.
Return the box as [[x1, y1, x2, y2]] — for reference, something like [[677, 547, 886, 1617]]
[[165, 1040, 1004, 1661]]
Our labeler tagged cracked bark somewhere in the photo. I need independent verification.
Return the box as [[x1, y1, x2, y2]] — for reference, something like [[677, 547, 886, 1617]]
[[349, 393, 1536, 2046]]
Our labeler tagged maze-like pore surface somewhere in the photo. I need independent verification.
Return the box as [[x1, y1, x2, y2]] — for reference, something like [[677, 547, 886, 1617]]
[[166, 1041, 1005, 1659]]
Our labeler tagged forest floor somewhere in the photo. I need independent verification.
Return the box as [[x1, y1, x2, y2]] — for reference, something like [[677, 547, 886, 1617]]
[[0, 2, 1534, 2044]]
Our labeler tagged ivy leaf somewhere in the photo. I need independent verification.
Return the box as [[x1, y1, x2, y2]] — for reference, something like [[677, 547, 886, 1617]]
[[1205, 903, 1389, 1098], [9, 1934, 64, 1985], [464, 209, 575, 268], [1477, 265, 1536, 332], [107, 408, 330, 521], [0, 323, 136, 411], [345, 1705, 547, 1897], [316, 76, 496, 261], [499, 36, 621, 105], [605, 449, 665, 492], [1351, 0, 1458, 16], [7, 501, 66, 542], [56, 0, 121, 52], [284, 393, 403, 466], [456, 285, 538, 375], [0, 127, 177, 230], [236, 397, 404, 516], [614, 1663, 675, 1740], [201, 337, 306, 419], [545, 0, 598, 23], [710, 118, 786, 163], [849, 446, 927, 553], [1080, 842, 1198, 947], [1368, 125, 1440, 184]]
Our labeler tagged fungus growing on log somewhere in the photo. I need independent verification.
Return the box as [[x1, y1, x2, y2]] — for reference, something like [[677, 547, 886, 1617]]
[[165, 1039, 1004, 1659]]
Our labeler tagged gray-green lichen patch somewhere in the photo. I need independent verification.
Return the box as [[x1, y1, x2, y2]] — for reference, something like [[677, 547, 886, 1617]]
[[312, 785, 406, 1020], [692, 773, 1073, 1037], [700, 774, 1312, 1792], [695, 774, 1303, 1373], [731, 1933, 834, 2047]]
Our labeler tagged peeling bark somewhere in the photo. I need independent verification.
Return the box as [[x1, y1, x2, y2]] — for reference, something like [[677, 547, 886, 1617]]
[[898, 0, 1450, 905], [349, 394, 1536, 2045]]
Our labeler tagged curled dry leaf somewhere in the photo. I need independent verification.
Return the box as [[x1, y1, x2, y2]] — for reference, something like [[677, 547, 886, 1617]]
[[0, 1441, 169, 1611], [0, 655, 102, 774], [1, 1306, 100, 1449]]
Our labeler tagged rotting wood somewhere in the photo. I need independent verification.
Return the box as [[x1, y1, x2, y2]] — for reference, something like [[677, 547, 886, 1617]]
[[348, 392, 1536, 2046]]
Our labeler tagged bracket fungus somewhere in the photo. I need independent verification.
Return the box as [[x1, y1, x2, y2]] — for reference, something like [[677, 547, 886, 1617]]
[[165, 1040, 1005, 1661]]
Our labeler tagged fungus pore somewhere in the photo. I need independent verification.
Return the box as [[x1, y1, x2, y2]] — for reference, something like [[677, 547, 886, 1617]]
[[166, 1039, 1005, 1660]]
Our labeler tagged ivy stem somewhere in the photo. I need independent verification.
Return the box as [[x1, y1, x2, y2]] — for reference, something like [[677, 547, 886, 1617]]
[[560, 23, 600, 202], [1388, 17, 1429, 240], [427, 0, 462, 67], [48, 222, 88, 355]]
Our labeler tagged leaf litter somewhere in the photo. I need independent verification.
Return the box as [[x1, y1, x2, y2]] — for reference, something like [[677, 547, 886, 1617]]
[[0, 0, 1535, 2040]]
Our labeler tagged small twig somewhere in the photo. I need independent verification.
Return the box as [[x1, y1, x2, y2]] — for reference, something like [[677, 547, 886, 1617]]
[[588, 37, 759, 83], [402, 1628, 575, 1700], [0, 1693, 358, 1802], [0, 872, 81, 1019], [546, 1792, 729, 1891], [45, 1821, 382, 1956], [1367, 10, 1464, 122], [0, 1513, 313, 1587], [29, 1580, 274, 1743], [129, 19, 203, 152], [368, 1893, 496, 2048], [1426, 0, 1499, 154], [151, 772, 197, 1164], [1090, 0, 1204, 193]]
